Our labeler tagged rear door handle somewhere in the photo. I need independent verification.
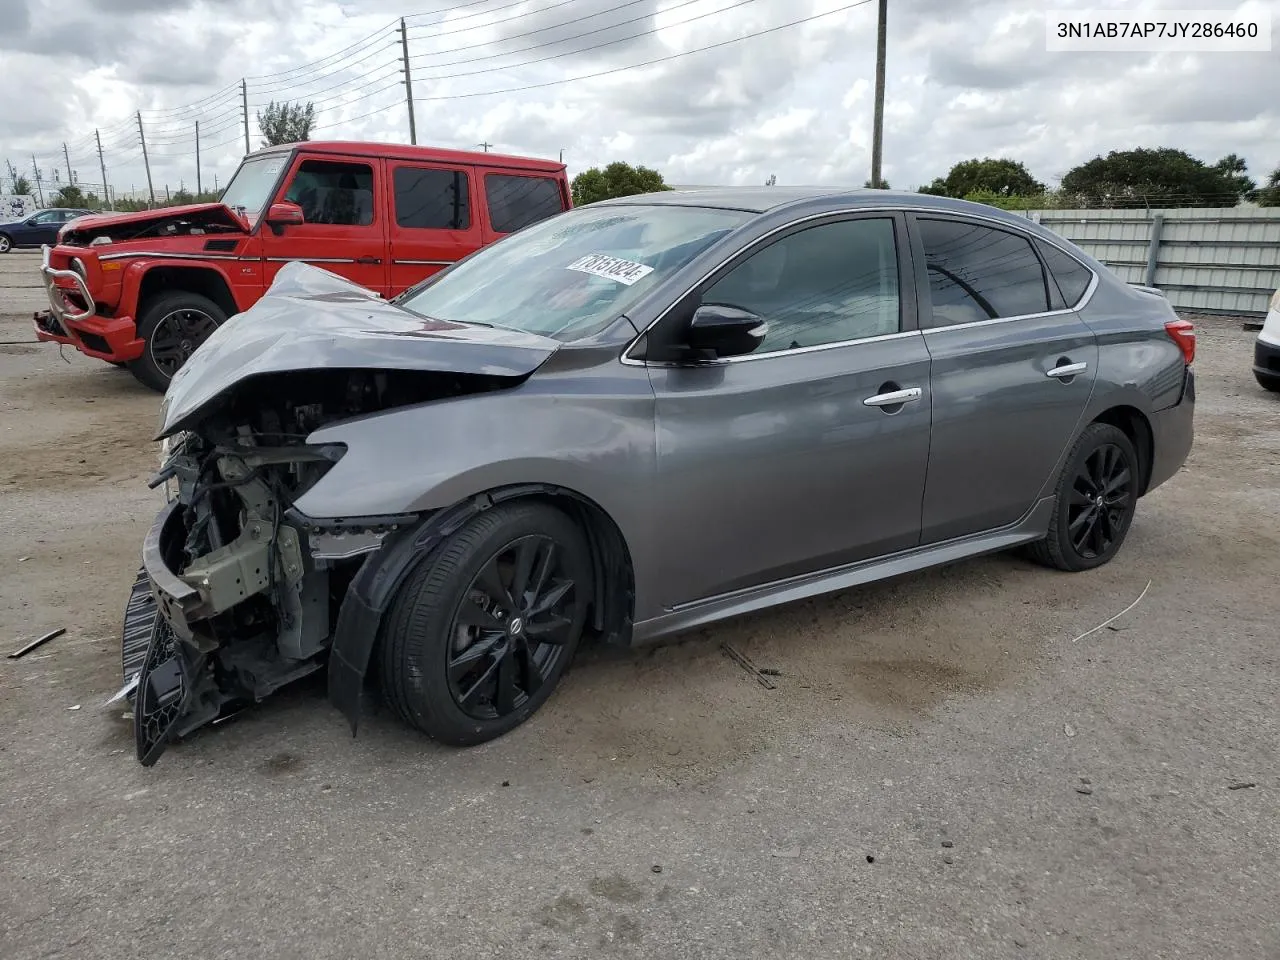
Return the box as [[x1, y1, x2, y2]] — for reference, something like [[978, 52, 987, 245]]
[[1047, 361, 1088, 379], [355, 256, 382, 265], [863, 386, 923, 407]]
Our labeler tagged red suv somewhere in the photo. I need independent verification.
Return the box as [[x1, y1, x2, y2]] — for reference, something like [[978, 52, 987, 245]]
[[35, 141, 571, 391]]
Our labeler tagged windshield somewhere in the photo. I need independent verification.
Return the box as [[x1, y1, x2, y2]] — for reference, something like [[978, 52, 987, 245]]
[[219, 153, 290, 225], [398, 202, 753, 340]]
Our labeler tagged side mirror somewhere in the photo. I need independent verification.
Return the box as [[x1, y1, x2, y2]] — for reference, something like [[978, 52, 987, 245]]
[[265, 201, 305, 234], [686, 303, 767, 359]]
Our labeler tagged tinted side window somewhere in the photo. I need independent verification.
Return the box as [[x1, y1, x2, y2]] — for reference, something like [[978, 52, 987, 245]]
[[485, 174, 564, 233], [394, 166, 470, 230], [917, 218, 1049, 327], [1036, 238, 1094, 307], [703, 217, 900, 353], [283, 159, 374, 226], [30, 211, 58, 224]]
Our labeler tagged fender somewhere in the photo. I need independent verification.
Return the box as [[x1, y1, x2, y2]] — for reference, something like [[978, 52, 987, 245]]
[[118, 256, 246, 315]]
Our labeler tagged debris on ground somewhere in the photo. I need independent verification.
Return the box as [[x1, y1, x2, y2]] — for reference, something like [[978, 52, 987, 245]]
[[1228, 782, 1257, 790], [720, 642, 778, 689], [1075, 785, 1094, 795], [771, 848, 800, 859], [941, 839, 954, 848], [1064, 723, 1077, 737], [1072, 580, 1152, 642], [8, 627, 66, 659]]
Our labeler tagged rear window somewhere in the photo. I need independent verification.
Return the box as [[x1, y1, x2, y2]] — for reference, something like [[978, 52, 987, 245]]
[[485, 174, 565, 233], [1036, 238, 1094, 307], [393, 166, 470, 230]]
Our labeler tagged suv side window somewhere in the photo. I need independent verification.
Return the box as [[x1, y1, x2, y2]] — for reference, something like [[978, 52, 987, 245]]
[[393, 165, 470, 230], [485, 174, 565, 233], [283, 159, 374, 226], [916, 218, 1050, 327], [1035, 237, 1094, 308], [702, 217, 900, 354]]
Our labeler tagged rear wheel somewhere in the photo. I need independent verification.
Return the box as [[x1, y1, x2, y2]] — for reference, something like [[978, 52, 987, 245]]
[[1028, 422, 1139, 572], [1255, 371, 1280, 393], [379, 501, 593, 746], [127, 291, 226, 392]]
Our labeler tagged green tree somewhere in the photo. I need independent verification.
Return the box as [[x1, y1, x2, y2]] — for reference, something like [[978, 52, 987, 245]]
[[51, 184, 87, 208], [257, 100, 316, 147], [863, 178, 891, 189], [1060, 147, 1245, 207], [1253, 165, 1280, 207], [571, 161, 670, 205], [13, 175, 31, 196], [919, 157, 1045, 198], [1213, 153, 1256, 199]]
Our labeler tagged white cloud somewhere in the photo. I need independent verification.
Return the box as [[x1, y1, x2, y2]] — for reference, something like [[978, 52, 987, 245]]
[[1, 0, 1277, 201]]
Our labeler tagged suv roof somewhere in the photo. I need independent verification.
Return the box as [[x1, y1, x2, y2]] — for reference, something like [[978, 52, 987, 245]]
[[250, 140, 566, 175]]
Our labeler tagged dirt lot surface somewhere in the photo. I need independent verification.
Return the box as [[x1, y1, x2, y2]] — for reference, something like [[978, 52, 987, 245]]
[[1, 248, 1276, 959]]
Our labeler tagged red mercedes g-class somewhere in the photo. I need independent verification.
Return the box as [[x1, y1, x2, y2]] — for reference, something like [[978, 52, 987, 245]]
[[35, 140, 572, 391]]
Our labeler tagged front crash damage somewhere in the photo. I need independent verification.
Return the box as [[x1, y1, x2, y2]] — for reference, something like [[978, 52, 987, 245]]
[[123, 262, 561, 766]]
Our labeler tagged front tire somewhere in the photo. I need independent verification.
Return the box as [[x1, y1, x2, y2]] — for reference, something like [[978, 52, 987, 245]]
[[0, 234, 12, 253], [1029, 422, 1139, 572], [127, 291, 226, 392], [379, 501, 593, 746]]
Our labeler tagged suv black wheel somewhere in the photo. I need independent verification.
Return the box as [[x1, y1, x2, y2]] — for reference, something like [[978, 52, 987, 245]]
[[127, 291, 227, 392], [379, 501, 593, 746], [1029, 422, 1140, 572]]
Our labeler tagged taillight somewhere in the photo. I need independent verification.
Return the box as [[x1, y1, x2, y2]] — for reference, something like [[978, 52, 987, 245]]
[[1164, 318, 1195, 366]]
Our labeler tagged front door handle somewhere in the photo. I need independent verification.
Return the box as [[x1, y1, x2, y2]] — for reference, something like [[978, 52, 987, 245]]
[[863, 386, 923, 407], [1047, 361, 1088, 379], [355, 256, 382, 265]]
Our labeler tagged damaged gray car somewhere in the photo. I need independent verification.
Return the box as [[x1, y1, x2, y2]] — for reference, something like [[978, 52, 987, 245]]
[[122, 188, 1195, 765]]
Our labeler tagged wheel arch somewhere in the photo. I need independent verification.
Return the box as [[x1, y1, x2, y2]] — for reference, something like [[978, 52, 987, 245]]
[[1090, 404, 1154, 495], [136, 264, 238, 317], [324, 481, 636, 735]]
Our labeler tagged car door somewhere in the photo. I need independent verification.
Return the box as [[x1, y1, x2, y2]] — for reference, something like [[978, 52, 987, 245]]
[[21, 210, 61, 245], [260, 153, 390, 295], [907, 213, 1099, 544], [386, 161, 481, 295], [642, 212, 933, 608]]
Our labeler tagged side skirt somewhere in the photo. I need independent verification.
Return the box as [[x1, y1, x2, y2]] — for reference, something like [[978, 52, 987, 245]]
[[630, 496, 1056, 644]]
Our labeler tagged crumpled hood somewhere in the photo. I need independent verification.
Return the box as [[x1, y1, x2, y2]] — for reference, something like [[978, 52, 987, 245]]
[[158, 261, 561, 436], [60, 203, 247, 244]]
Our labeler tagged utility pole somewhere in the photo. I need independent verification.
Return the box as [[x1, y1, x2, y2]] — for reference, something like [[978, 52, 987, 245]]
[[62, 142, 73, 188], [869, 0, 888, 189], [31, 155, 44, 206], [242, 78, 251, 155], [94, 129, 111, 210], [137, 112, 155, 206], [399, 18, 417, 144], [195, 120, 202, 196], [477, 141, 492, 152]]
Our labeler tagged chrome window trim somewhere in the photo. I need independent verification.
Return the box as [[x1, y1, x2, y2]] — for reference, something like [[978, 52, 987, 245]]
[[617, 203, 1101, 367]]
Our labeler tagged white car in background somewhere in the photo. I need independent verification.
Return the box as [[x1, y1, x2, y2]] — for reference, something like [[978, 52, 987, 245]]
[[1255, 286, 1280, 392]]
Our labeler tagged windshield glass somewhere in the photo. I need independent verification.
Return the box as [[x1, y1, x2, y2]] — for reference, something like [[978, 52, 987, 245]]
[[397, 203, 753, 340], [219, 153, 290, 225]]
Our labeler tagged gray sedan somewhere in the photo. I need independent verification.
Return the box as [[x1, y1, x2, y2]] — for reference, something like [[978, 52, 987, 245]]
[[126, 187, 1195, 764]]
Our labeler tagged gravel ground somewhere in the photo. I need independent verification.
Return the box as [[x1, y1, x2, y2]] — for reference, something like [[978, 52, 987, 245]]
[[1, 248, 1277, 960]]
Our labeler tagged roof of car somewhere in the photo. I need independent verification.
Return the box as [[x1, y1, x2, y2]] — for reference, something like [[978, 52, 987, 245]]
[[596, 186, 1039, 222], [247, 140, 566, 173]]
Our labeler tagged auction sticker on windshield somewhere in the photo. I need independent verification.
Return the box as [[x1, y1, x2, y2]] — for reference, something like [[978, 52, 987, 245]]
[[566, 254, 654, 285]]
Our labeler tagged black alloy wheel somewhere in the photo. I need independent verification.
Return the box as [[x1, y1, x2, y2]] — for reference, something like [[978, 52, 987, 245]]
[[379, 501, 592, 745], [447, 534, 579, 720], [148, 307, 220, 378], [1029, 422, 1139, 572]]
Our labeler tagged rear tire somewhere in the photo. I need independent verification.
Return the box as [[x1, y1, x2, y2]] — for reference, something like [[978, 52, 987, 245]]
[[379, 501, 593, 746], [1028, 422, 1139, 572], [127, 291, 227, 392], [1255, 371, 1280, 393]]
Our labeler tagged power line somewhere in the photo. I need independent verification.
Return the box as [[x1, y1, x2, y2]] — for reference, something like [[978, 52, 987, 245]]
[[412, 0, 876, 103]]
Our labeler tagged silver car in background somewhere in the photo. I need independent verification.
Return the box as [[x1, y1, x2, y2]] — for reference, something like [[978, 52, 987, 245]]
[[125, 187, 1195, 765]]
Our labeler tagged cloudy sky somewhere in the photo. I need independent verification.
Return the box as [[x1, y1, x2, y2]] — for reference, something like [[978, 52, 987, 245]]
[[1, 0, 1277, 200]]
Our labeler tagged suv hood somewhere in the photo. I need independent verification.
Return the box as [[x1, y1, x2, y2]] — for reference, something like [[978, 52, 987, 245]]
[[158, 261, 562, 436], [60, 203, 247, 244]]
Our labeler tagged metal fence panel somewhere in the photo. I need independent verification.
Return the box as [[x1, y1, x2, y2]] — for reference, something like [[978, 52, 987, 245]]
[[1028, 207, 1280, 316]]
